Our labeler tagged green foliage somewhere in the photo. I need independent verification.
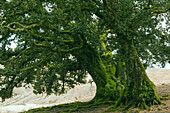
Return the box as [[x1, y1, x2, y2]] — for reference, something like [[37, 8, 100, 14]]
[[0, 0, 169, 102]]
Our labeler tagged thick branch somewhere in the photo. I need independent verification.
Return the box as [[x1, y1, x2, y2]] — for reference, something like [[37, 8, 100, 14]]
[[31, 41, 83, 53], [4, 22, 41, 32]]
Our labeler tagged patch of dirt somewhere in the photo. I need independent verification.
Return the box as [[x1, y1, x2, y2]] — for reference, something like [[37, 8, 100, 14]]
[[156, 83, 170, 97]]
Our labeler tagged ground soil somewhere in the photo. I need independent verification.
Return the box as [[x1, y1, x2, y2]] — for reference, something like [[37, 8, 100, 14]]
[[25, 83, 170, 113]]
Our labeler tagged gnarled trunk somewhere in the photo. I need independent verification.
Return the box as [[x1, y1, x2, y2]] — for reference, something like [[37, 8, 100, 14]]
[[75, 43, 122, 102], [119, 40, 161, 109]]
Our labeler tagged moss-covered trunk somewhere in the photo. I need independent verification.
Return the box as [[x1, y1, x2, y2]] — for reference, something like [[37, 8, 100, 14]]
[[119, 39, 161, 109], [75, 43, 122, 102]]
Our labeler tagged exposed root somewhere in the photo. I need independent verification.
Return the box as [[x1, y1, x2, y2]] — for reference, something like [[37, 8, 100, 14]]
[[159, 94, 170, 100], [26, 96, 163, 113], [59, 100, 115, 113], [104, 104, 122, 112], [104, 102, 135, 113], [114, 84, 125, 108], [104, 97, 162, 113]]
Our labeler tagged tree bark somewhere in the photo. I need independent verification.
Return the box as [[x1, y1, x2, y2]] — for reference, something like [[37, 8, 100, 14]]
[[119, 39, 161, 109], [74, 43, 122, 102], [74, 41, 161, 109]]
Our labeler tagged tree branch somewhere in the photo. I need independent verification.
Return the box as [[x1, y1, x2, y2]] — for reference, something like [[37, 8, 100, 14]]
[[31, 41, 83, 53], [4, 22, 41, 32], [102, 0, 118, 20], [20, 52, 52, 72], [153, 8, 170, 14], [0, 48, 32, 65]]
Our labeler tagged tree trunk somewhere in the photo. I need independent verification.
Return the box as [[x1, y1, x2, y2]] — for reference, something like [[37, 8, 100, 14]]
[[75, 43, 123, 102], [119, 39, 161, 109]]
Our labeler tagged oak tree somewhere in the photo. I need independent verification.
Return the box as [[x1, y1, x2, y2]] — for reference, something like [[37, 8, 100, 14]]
[[0, 0, 169, 111]]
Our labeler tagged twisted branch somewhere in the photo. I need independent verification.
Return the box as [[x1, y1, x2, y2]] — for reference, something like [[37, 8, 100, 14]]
[[4, 22, 41, 32], [31, 41, 83, 53]]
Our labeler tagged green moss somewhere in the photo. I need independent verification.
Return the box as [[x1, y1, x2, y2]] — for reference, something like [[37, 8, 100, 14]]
[[116, 40, 162, 110], [158, 108, 162, 111]]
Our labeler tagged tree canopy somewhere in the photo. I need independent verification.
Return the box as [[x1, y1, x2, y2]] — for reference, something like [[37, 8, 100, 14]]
[[0, 0, 169, 111]]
